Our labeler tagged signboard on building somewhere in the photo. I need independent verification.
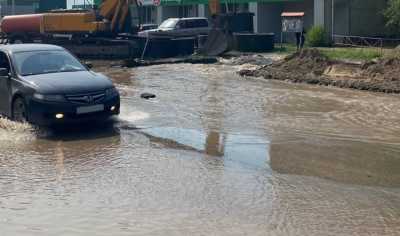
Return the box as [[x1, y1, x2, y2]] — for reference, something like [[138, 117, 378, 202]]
[[281, 12, 304, 33], [153, 0, 160, 6]]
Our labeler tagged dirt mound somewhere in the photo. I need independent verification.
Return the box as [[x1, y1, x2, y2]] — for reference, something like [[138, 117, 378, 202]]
[[362, 57, 400, 81], [239, 49, 331, 83], [278, 49, 330, 76], [238, 49, 400, 93]]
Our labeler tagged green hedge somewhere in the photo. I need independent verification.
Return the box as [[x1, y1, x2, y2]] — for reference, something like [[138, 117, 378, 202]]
[[306, 26, 329, 47]]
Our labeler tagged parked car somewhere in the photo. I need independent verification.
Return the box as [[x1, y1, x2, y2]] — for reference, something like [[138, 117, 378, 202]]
[[0, 44, 120, 126], [138, 17, 210, 38]]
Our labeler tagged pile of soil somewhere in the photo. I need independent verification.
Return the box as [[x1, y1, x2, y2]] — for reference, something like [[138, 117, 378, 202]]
[[239, 49, 331, 80], [239, 49, 400, 93], [362, 57, 400, 80]]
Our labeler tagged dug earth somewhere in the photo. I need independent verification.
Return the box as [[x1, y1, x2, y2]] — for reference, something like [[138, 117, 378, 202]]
[[239, 49, 400, 93]]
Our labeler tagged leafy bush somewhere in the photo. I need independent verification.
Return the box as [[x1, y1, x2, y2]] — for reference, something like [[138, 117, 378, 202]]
[[306, 26, 328, 47], [384, 0, 400, 36]]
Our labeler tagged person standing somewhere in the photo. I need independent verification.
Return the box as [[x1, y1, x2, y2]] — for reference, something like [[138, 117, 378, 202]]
[[296, 29, 306, 50]]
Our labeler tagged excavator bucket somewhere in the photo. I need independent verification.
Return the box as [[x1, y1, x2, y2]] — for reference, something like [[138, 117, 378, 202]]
[[201, 28, 230, 56], [100, 0, 136, 32], [200, 15, 233, 56], [199, 0, 233, 57]]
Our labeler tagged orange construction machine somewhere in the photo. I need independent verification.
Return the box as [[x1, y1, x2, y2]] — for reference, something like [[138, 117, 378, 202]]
[[0, 0, 141, 58]]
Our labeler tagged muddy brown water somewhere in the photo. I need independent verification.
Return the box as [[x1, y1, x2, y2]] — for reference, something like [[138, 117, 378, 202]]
[[1, 62, 400, 235]]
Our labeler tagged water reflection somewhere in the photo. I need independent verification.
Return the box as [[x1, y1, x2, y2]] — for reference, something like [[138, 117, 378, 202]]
[[205, 131, 225, 157], [55, 141, 65, 182], [141, 127, 270, 170], [43, 120, 120, 141]]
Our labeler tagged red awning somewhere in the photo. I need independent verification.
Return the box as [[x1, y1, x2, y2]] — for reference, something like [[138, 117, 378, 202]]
[[281, 12, 305, 17]]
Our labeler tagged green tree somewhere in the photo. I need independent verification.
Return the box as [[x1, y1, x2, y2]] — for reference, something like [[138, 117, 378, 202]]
[[384, 0, 400, 35]]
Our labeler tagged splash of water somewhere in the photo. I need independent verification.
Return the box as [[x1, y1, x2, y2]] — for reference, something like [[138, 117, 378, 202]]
[[0, 117, 37, 141], [119, 110, 150, 123]]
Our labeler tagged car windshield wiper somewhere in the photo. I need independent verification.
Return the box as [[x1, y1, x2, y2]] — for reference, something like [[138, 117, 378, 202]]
[[59, 69, 85, 73], [43, 69, 60, 74], [21, 72, 43, 76], [21, 70, 61, 76]]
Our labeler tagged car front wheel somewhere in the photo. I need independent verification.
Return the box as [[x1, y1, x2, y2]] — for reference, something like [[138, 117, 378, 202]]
[[12, 97, 28, 123]]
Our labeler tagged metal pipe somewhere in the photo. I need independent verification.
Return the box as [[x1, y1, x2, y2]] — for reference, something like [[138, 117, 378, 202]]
[[12, 0, 15, 14]]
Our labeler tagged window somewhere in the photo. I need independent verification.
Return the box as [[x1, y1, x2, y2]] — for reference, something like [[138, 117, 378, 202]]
[[180, 19, 208, 29], [177, 20, 187, 29], [13, 50, 86, 76], [196, 19, 208, 28], [159, 19, 179, 29], [0, 52, 10, 71], [185, 20, 195, 28]]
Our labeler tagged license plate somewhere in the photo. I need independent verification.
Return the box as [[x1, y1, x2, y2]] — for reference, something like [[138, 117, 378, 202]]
[[76, 104, 104, 114]]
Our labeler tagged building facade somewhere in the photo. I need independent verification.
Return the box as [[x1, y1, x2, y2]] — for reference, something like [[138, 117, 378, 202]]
[[2, 0, 386, 38], [0, 0, 66, 16], [83, 0, 387, 38], [137, 0, 388, 39]]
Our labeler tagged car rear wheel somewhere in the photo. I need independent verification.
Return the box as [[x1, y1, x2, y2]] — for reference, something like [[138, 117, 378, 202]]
[[12, 98, 28, 123]]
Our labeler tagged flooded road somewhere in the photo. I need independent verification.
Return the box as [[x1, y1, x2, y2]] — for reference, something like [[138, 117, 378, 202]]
[[1, 62, 400, 235]]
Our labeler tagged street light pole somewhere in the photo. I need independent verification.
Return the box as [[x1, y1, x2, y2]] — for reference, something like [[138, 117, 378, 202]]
[[12, 0, 15, 14], [331, 0, 335, 42]]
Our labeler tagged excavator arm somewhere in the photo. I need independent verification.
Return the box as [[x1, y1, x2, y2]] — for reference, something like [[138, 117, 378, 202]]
[[201, 0, 233, 56], [99, 0, 138, 32], [208, 0, 221, 16]]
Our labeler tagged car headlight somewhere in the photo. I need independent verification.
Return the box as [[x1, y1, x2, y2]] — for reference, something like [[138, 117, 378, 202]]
[[105, 87, 119, 98], [33, 93, 66, 102]]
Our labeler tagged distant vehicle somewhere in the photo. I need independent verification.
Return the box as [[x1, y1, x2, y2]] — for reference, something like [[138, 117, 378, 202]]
[[138, 17, 210, 38], [139, 23, 158, 31], [0, 44, 120, 126]]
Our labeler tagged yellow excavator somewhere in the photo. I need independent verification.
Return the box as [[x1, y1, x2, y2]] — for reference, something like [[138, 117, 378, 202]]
[[1, 0, 234, 58], [2, 0, 139, 36], [98, 0, 140, 33], [1, 0, 141, 58]]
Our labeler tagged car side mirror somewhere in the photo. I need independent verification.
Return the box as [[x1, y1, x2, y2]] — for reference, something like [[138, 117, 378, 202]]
[[0, 68, 9, 77], [84, 62, 93, 69]]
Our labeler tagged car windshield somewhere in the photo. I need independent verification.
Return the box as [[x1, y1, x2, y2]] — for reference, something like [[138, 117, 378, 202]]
[[159, 19, 179, 29], [13, 50, 86, 76]]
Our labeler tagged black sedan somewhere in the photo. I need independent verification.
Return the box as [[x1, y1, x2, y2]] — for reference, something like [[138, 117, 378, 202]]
[[0, 44, 120, 126]]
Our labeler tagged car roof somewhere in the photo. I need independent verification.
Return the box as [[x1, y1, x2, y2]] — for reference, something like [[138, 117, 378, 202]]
[[0, 44, 64, 54], [167, 17, 208, 21], [181, 17, 208, 21]]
